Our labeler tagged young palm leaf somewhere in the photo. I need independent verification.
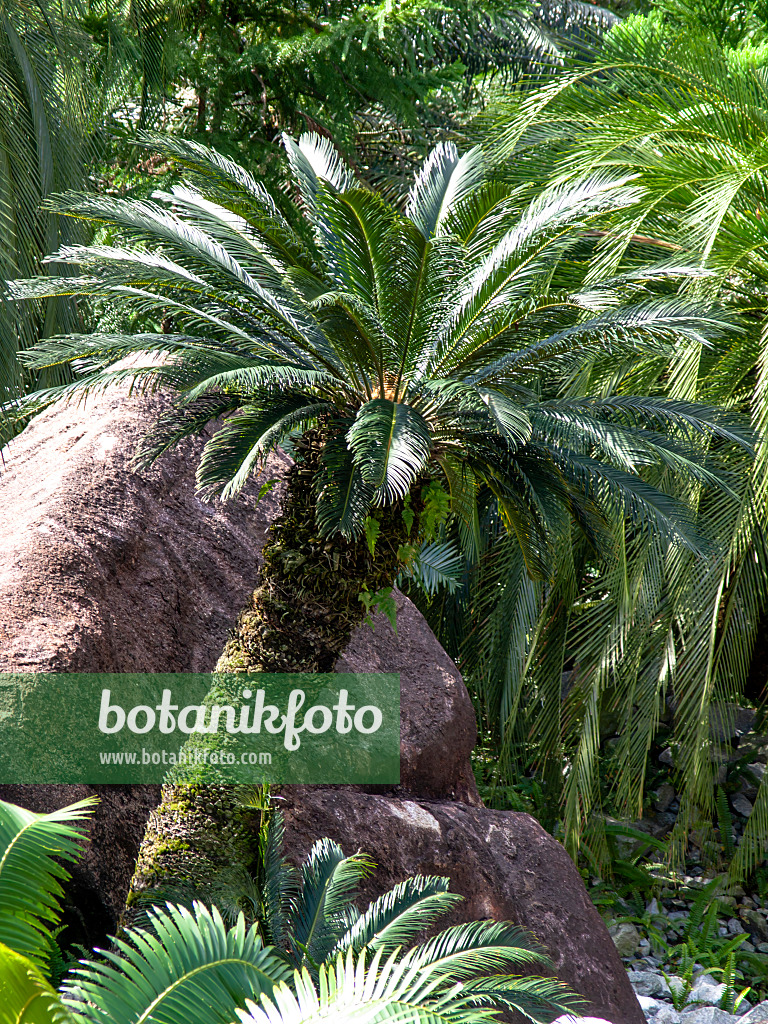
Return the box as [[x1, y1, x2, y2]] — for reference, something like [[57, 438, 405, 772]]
[[0, 797, 95, 970]]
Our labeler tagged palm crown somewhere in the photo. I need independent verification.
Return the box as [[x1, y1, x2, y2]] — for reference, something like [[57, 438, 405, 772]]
[[10, 131, 748, 579]]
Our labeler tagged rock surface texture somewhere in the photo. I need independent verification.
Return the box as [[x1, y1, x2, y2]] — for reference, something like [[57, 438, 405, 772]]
[[0, 384, 642, 1023], [281, 786, 642, 1023]]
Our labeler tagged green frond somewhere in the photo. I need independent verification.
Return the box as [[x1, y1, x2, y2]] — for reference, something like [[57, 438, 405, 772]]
[[0, 942, 72, 1024], [292, 840, 375, 968], [334, 876, 461, 957], [348, 399, 432, 505], [62, 902, 291, 1024], [0, 798, 95, 969]]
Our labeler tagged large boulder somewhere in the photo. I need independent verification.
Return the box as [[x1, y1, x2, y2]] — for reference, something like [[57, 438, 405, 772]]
[[0, 384, 642, 1023], [281, 787, 643, 1024]]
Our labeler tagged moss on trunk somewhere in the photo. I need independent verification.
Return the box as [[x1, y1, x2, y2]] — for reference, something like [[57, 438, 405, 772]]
[[127, 429, 415, 911]]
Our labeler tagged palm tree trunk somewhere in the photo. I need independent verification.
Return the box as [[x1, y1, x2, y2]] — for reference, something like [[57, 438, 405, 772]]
[[126, 429, 410, 914]]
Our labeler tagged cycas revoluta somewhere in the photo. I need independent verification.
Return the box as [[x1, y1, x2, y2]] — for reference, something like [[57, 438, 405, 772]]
[[467, 19, 768, 873], [0, 796, 581, 1024], [8, 130, 751, 885]]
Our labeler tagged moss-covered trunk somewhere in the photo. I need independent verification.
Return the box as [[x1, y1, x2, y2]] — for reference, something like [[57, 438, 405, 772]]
[[127, 429, 411, 913]]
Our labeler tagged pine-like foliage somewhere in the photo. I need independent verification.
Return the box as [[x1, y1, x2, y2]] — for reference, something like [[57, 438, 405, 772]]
[[0, 0, 107, 442]]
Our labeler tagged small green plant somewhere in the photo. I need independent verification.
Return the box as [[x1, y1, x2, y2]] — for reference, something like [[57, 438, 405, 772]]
[[363, 516, 380, 557], [358, 585, 398, 633], [718, 951, 752, 1014]]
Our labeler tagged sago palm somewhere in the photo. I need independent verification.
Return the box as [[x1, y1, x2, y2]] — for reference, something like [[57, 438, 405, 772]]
[[8, 130, 748, 890], [468, 19, 768, 873], [0, 796, 580, 1024]]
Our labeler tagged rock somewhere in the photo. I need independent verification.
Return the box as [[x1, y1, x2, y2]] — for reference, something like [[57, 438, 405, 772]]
[[609, 921, 641, 957], [637, 994, 665, 1015], [689, 973, 727, 1006], [741, 909, 768, 943], [727, 918, 746, 934], [0, 383, 479, 803], [711, 704, 757, 741], [731, 793, 754, 818], [335, 589, 479, 802], [281, 788, 645, 1024], [654, 783, 676, 812], [647, 898, 661, 915], [628, 971, 670, 997], [0, 386, 289, 675], [681, 1010, 738, 1024], [659, 747, 675, 766], [656, 1009, 683, 1024], [742, 1001, 768, 1022]]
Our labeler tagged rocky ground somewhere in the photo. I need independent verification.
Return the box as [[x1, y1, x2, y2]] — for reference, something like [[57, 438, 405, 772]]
[[592, 708, 768, 1024]]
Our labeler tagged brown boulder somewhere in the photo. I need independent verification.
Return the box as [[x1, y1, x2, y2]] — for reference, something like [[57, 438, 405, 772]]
[[0, 388, 288, 675], [281, 787, 643, 1024], [337, 590, 480, 803]]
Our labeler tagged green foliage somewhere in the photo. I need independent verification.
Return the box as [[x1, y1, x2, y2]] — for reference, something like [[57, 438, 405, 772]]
[[359, 585, 398, 632], [11, 133, 746, 592], [0, 0, 104, 442], [0, 797, 95, 970], [0, 797, 581, 1024], [438, 16, 768, 873]]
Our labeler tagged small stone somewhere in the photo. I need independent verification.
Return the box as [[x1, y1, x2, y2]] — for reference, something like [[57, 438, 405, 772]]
[[727, 918, 746, 934], [609, 921, 640, 957], [731, 793, 754, 818], [741, 909, 768, 942], [628, 971, 670, 997], [742, 1000, 768, 1022], [680, 1009, 738, 1024], [758, 942, 768, 953], [654, 783, 676, 812], [689, 973, 727, 1006], [647, 897, 660, 915], [659, 747, 674, 765], [656, 1010, 683, 1024], [638, 995, 666, 1015]]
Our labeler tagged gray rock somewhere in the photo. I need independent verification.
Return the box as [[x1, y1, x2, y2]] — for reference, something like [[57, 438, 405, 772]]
[[741, 909, 768, 943], [711, 704, 757, 741], [727, 918, 746, 934], [742, 1001, 768, 1022], [680, 1009, 738, 1024], [731, 793, 755, 818], [609, 921, 641, 957], [659, 747, 675, 766], [654, 783, 676, 812], [637, 995, 666, 1015], [628, 971, 670, 997], [656, 1010, 683, 1024], [689, 973, 726, 1006], [647, 898, 661, 916]]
